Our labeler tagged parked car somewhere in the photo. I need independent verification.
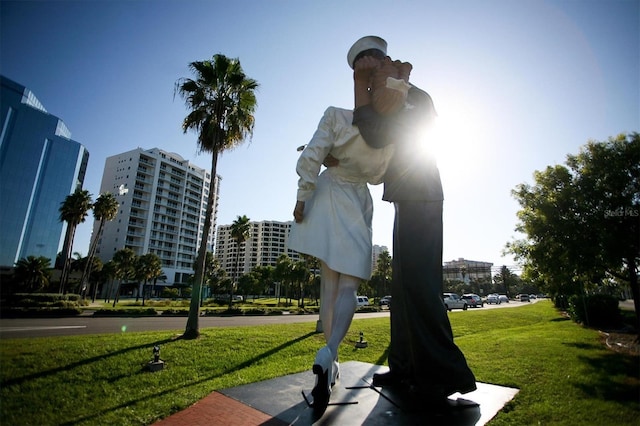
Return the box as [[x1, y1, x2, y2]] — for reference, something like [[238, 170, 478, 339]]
[[498, 294, 509, 303], [486, 294, 501, 304], [443, 293, 468, 311], [462, 294, 483, 307], [379, 295, 392, 307], [518, 294, 530, 302], [356, 296, 370, 307]]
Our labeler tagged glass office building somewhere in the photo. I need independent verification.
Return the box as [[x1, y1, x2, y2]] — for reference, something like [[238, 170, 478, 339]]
[[0, 76, 89, 268]]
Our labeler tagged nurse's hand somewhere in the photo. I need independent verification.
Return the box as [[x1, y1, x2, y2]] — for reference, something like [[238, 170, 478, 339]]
[[293, 200, 305, 223], [323, 153, 339, 167]]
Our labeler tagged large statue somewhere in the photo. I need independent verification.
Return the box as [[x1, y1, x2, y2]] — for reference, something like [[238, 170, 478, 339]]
[[288, 38, 394, 415], [349, 35, 477, 407]]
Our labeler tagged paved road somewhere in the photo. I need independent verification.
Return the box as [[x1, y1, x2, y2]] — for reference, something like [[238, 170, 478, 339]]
[[0, 312, 391, 339], [0, 300, 546, 339]]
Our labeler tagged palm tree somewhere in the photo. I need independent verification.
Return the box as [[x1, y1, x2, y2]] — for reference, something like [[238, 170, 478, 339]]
[[100, 261, 118, 303], [203, 252, 226, 302], [135, 253, 162, 306], [292, 260, 310, 308], [14, 256, 51, 292], [111, 248, 137, 307], [79, 192, 119, 302], [58, 189, 92, 294], [175, 54, 258, 339], [230, 215, 251, 309], [275, 254, 293, 305]]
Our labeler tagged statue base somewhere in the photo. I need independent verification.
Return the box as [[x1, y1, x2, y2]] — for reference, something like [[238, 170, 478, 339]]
[[220, 360, 519, 425], [147, 360, 165, 372]]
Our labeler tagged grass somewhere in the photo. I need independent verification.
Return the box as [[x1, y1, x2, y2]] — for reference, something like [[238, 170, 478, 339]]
[[1, 301, 638, 425]]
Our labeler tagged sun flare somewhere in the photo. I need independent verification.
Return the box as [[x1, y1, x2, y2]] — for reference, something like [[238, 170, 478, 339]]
[[421, 101, 487, 188]]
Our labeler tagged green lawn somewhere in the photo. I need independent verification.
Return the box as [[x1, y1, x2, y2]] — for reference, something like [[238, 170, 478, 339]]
[[1, 301, 638, 425]]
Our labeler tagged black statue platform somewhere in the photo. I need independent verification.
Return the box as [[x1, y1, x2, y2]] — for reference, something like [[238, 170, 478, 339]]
[[220, 361, 519, 425]]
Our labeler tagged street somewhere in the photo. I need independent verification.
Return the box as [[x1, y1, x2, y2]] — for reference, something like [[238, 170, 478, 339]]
[[0, 300, 548, 339], [0, 312, 389, 339]]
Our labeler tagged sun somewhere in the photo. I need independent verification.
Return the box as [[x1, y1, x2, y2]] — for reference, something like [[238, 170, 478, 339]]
[[420, 100, 487, 189]]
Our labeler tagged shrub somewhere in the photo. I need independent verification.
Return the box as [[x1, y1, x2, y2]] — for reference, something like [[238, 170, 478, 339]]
[[567, 294, 621, 328], [160, 288, 180, 298], [242, 308, 266, 316], [220, 308, 243, 316], [93, 308, 158, 316], [161, 309, 189, 316], [356, 306, 379, 313], [1, 307, 82, 318], [5, 293, 84, 306]]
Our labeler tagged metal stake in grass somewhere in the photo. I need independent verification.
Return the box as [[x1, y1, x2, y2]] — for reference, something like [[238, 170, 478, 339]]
[[355, 331, 368, 348], [147, 345, 165, 372]]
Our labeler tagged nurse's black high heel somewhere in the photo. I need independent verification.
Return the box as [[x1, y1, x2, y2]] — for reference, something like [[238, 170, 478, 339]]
[[311, 346, 332, 415]]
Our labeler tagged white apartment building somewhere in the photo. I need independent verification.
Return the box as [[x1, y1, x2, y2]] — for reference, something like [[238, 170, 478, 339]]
[[443, 257, 493, 283], [372, 244, 389, 272], [94, 147, 220, 285], [215, 219, 387, 280], [215, 220, 301, 280]]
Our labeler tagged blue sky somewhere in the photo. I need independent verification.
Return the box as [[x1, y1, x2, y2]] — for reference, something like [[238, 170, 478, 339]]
[[1, 0, 638, 272]]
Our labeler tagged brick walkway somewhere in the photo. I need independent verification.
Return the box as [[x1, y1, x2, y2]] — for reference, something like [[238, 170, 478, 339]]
[[153, 392, 288, 426]]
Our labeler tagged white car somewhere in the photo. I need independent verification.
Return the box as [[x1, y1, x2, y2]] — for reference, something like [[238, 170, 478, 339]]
[[442, 293, 468, 311], [486, 294, 501, 304], [356, 296, 370, 307], [462, 293, 483, 308]]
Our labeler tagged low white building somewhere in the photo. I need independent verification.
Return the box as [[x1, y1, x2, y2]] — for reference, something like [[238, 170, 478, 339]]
[[443, 258, 493, 283]]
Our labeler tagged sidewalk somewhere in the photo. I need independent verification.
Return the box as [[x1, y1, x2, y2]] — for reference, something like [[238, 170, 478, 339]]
[[153, 392, 286, 426], [152, 361, 519, 426]]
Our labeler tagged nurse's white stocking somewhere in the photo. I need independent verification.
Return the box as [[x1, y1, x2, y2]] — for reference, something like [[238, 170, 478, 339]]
[[326, 273, 359, 358], [319, 262, 339, 344]]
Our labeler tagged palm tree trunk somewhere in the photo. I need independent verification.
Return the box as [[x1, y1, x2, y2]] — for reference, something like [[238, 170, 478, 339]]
[[112, 280, 121, 307], [82, 220, 104, 301], [230, 244, 240, 310], [59, 224, 76, 294], [184, 151, 219, 339]]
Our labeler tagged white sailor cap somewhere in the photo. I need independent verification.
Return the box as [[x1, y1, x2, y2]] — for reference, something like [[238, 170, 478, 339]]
[[347, 35, 387, 69]]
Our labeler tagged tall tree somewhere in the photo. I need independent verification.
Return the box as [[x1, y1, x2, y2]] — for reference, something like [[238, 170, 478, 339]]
[[251, 265, 274, 298], [291, 260, 310, 308], [370, 250, 392, 298], [274, 254, 293, 305], [203, 252, 227, 299], [507, 133, 639, 329], [111, 248, 137, 307], [100, 261, 118, 303], [58, 189, 92, 294], [230, 215, 251, 308], [79, 192, 119, 302], [14, 256, 51, 292], [237, 272, 260, 301], [493, 266, 518, 297], [136, 253, 162, 306], [176, 54, 258, 339]]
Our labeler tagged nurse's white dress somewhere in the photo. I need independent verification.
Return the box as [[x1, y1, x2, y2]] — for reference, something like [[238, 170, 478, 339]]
[[288, 107, 394, 280]]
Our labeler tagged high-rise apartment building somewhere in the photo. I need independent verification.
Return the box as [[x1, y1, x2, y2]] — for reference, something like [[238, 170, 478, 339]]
[[94, 148, 219, 285], [372, 244, 389, 272], [215, 220, 301, 279], [0, 76, 89, 268]]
